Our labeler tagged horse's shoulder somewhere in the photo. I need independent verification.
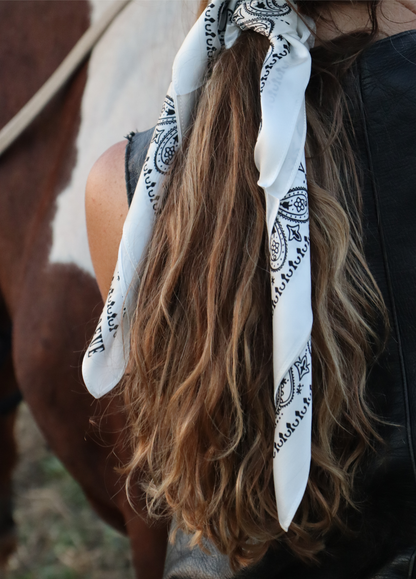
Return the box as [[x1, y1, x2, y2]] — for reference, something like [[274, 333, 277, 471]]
[[85, 141, 128, 300]]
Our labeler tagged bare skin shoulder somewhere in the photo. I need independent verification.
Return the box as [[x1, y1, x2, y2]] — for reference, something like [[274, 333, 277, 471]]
[[85, 140, 128, 301]]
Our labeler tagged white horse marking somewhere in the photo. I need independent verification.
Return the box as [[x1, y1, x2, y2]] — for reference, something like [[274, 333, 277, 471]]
[[49, 0, 196, 275]]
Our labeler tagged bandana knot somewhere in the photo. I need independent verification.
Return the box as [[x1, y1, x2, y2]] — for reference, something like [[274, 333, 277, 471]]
[[232, 0, 294, 38]]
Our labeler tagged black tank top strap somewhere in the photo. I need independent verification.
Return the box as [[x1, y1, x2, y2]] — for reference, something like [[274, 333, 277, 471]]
[[124, 127, 155, 207]]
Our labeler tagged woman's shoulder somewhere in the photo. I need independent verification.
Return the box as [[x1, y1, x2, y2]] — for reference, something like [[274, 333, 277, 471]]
[[85, 140, 129, 300]]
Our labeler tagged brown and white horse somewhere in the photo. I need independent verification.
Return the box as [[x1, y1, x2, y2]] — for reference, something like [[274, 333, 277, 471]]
[[0, 1, 196, 576]]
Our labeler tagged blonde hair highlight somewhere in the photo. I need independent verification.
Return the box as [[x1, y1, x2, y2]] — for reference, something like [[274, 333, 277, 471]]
[[121, 2, 387, 571]]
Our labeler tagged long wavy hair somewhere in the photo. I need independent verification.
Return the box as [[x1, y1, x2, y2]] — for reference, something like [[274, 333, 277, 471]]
[[121, 0, 387, 571]]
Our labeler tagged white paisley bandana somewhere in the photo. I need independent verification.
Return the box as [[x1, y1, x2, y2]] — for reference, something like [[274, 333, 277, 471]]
[[83, 0, 314, 532]]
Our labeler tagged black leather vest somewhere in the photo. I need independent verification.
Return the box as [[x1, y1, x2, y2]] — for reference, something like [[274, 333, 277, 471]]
[[125, 30, 416, 579]]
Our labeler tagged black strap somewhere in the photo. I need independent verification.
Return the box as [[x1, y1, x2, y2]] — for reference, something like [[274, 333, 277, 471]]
[[124, 128, 155, 207]]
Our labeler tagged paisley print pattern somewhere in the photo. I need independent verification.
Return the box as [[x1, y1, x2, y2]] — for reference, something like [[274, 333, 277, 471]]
[[270, 217, 287, 272], [278, 186, 308, 222], [233, 0, 291, 36], [152, 95, 178, 175], [274, 340, 312, 465], [275, 367, 296, 423]]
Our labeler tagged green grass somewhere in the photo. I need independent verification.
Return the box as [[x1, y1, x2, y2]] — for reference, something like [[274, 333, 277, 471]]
[[6, 404, 134, 579]]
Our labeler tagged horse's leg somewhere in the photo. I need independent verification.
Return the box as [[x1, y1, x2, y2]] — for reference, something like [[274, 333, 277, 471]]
[[0, 297, 20, 568], [12, 262, 169, 578], [92, 395, 170, 579], [125, 512, 170, 579], [0, 358, 19, 569]]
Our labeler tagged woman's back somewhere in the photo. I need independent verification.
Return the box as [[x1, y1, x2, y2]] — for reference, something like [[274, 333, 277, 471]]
[[247, 32, 416, 579], [123, 30, 416, 579], [84, 3, 416, 577]]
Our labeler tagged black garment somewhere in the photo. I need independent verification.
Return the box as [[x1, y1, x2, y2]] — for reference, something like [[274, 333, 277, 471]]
[[125, 31, 416, 579], [125, 127, 155, 207]]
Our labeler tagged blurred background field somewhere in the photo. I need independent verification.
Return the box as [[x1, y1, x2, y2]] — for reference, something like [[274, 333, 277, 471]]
[[5, 403, 134, 579]]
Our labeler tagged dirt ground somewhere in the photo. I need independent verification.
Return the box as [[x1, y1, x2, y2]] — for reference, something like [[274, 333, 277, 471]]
[[4, 403, 134, 579]]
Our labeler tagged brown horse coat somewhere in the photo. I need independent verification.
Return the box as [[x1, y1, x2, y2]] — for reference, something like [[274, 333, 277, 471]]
[[0, 1, 194, 575]]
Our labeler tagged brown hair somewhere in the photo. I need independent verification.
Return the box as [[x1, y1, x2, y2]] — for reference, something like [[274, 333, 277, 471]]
[[121, 0, 386, 571]]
